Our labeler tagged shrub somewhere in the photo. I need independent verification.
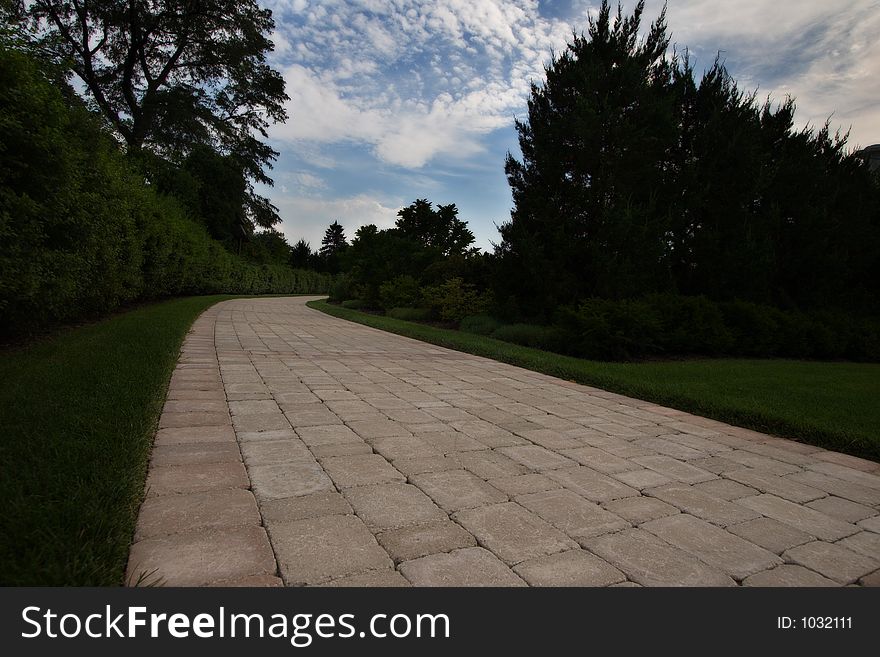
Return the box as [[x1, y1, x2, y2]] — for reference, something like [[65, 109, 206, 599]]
[[386, 307, 432, 321], [556, 298, 663, 360], [379, 275, 421, 310], [0, 46, 331, 338], [328, 274, 357, 303], [459, 314, 503, 335], [422, 277, 493, 322], [646, 294, 734, 355], [341, 299, 368, 310], [490, 323, 571, 352]]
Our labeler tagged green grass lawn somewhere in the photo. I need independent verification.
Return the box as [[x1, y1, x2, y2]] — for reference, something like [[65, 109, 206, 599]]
[[0, 295, 235, 585], [308, 300, 880, 462]]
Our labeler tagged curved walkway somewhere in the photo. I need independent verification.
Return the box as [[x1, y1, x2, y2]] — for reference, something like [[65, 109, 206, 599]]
[[127, 297, 880, 586]]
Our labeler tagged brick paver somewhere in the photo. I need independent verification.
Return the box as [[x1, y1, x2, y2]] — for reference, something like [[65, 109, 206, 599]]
[[127, 297, 880, 586]]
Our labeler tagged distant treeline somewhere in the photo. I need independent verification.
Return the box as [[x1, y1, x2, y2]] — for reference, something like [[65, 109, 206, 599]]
[[0, 47, 329, 337]]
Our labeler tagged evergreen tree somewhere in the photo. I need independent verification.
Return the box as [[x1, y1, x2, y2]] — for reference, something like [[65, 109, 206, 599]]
[[320, 220, 348, 273], [395, 199, 475, 256], [499, 0, 676, 316]]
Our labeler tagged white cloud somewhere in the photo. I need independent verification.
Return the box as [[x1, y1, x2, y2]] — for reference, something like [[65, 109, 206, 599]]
[[266, 0, 576, 167], [274, 193, 403, 246], [264, 0, 880, 167]]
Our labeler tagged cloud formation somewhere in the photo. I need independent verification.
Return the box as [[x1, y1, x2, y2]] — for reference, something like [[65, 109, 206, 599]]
[[261, 1, 880, 248]]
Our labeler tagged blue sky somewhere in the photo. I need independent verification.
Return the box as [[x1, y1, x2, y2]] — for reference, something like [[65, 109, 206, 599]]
[[258, 0, 880, 250]]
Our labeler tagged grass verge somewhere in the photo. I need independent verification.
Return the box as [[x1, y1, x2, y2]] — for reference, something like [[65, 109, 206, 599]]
[[308, 300, 880, 462], [0, 295, 234, 585]]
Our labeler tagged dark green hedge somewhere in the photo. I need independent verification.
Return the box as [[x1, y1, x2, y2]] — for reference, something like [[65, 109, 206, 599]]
[[547, 295, 880, 362], [0, 47, 329, 337]]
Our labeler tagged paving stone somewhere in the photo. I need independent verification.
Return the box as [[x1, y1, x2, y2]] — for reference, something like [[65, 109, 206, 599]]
[[631, 456, 716, 484], [318, 569, 411, 587], [687, 457, 746, 475], [602, 496, 681, 525], [260, 490, 353, 524], [813, 452, 880, 474], [399, 547, 526, 586], [249, 461, 334, 501], [284, 409, 343, 427], [296, 424, 363, 447], [344, 483, 446, 531], [207, 574, 284, 587], [370, 435, 441, 461], [836, 531, 880, 559], [228, 400, 281, 416], [739, 494, 859, 541], [806, 496, 876, 523], [240, 439, 313, 466], [719, 451, 802, 476], [377, 522, 477, 563], [163, 400, 228, 414], [513, 550, 625, 587], [558, 447, 638, 474], [135, 489, 260, 540], [236, 428, 298, 443], [411, 470, 507, 512], [612, 468, 673, 490], [645, 483, 761, 527], [135, 298, 880, 589], [154, 425, 236, 445], [269, 515, 393, 585], [858, 516, 880, 533], [517, 429, 583, 450], [517, 489, 629, 543], [585, 528, 735, 587], [321, 454, 405, 489], [166, 389, 227, 402], [642, 514, 782, 580], [127, 526, 275, 586], [498, 445, 576, 471], [311, 443, 373, 458], [489, 473, 562, 496], [348, 419, 412, 439], [693, 478, 759, 501], [637, 437, 706, 460], [392, 455, 460, 476], [232, 413, 291, 432], [743, 565, 838, 587], [150, 442, 241, 467], [547, 467, 639, 503], [727, 517, 814, 555], [455, 450, 529, 479], [860, 570, 880, 586], [453, 502, 578, 565], [146, 462, 248, 496], [783, 541, 879, 584], [786, 470, 880, 506], [726, 469, 824, 503]]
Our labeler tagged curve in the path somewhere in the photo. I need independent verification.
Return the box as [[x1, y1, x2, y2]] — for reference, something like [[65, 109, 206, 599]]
[[127, 297, 880, 587]]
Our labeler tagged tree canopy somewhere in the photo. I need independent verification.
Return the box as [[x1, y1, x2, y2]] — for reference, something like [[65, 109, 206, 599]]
[[498, 0, 879, 318], [15, 0, 288, 229], [395, 199, 475, 256]]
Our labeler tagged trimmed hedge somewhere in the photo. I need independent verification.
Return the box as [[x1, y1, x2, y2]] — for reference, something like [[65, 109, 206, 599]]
[[552, 294, 880, 362], [0, 47, 329, 337]]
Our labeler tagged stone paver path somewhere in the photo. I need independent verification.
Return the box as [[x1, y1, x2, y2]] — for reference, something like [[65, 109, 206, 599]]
[[126, 297, 880, 586]]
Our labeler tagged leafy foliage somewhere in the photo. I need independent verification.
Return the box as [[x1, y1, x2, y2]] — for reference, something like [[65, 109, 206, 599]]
[[378, 275, 421, 310], [395, 199, 475, 256], [498, 0, 880, 318], [422, 277, 493, 322], [16, 0, 288, 229], [0, 45, 327, 337]]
